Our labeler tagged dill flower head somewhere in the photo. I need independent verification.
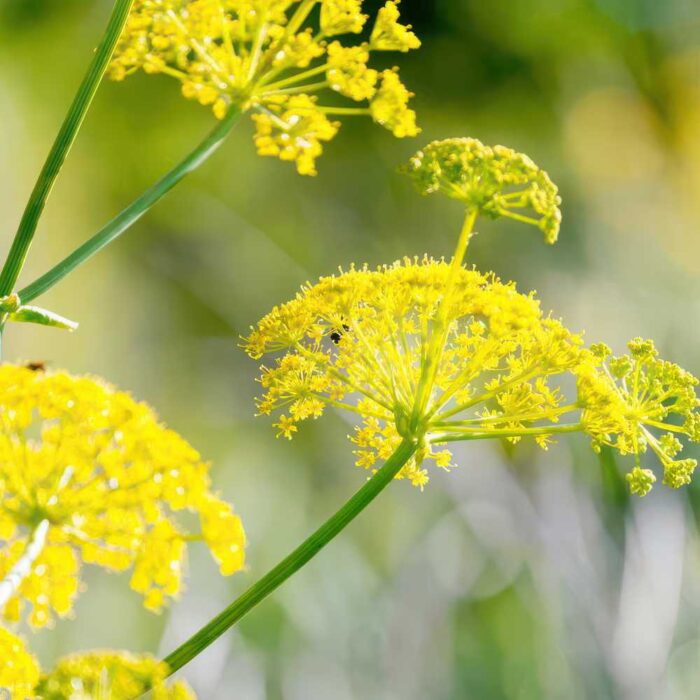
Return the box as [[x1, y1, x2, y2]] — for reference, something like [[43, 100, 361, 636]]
[[37, 651, 194, 699], [0, 626, 40, 697], [110, 0, 421, 174], [578, 339, 700, 495], [244, 258, 584, 487], [403, 138, 562, 243], [0, 365, 245, 627]]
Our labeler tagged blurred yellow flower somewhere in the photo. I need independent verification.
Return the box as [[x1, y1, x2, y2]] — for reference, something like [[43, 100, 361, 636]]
[[37, 651, 194, 700], [110, 0, 421, 174], [0, 365, 245, 627], [0, 627, 40, 698]]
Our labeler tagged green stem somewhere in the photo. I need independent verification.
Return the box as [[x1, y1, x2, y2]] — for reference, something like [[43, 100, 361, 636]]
[[163, 438, 417, 675], [19, 107, 242, 303], [431, 423, 583, 443], [0, 0, 134, 296]]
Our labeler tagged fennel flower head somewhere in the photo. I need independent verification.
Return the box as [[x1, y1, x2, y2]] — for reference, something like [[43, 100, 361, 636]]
[[37, 651, 194, 699], [244, 137, 699, 492], [110, 0, 421, 174], [0, 365, 245, 628]]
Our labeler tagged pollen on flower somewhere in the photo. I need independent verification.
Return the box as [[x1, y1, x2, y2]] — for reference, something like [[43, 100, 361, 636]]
[[403, 138, 562, 242], [110, 0, 421, 174], [578, 338, 700, 494], [37, 651, 195, 699], [0, 365, 245, 627], [0, 627, 40, 697], [244, 257, 585, 486]]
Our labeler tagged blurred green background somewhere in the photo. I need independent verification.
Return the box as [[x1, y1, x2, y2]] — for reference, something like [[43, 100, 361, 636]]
[[1, 0, 700, 698]]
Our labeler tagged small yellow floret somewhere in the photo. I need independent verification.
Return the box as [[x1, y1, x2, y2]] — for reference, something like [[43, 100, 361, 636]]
[[370, 69, 420, 137], [327, 42, 378, 101], [252, 95, 340, 175], [626, 467, 656, 496], [320, 0, 368, 35], [370, 1, 421, 52]]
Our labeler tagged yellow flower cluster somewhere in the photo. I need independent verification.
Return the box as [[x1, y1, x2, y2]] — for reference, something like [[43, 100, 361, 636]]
[[0, 629, 194, 700], [244, 258, 584, 487], [0, 626, 39, 698], [109, 0, 421, 174], [578, 339, 700, 495], [37, 650, 194, 699], [245, 137, 699, 495], [403, 138, 562, 243], [0, 365, 245, 627]]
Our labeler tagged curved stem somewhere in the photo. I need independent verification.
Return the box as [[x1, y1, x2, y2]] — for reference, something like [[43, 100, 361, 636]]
[[163, 438, 417, 675], [0, 0, 135, 296], [19, 107, 243, 303], [0, 520, 50, 609]]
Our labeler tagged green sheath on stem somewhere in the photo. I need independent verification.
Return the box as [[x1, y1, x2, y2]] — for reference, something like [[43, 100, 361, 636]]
[[19, 107, 242, 304], [0, 0, 135, 296], [163, 438, 417, 674]]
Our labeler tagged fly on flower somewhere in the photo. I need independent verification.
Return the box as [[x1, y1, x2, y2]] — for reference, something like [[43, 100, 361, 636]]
[[0, 365, 245, 627], [110, 0, 421, 174]]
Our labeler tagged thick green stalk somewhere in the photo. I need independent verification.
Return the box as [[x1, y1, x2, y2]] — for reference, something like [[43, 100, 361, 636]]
[[19, 107, 242, 303], [0, 0, 134, 296], [163, 438, 417, 674]]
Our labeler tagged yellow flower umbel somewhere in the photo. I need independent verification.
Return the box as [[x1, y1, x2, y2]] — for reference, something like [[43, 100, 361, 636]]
[[245, 259, 584, 487], [110, 0, 421, 174], [244, 140, 577, 486], [38, 651, 195, 700], [0, 626, 40, 698], [245, 138, 699, 495], [578, 340, 700, 495], [403, 137, 562, 243], [0, 365, 245, 627]]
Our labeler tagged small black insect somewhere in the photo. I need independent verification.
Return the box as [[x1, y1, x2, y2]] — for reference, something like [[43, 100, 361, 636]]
[[25, 361, 47, 372], [330, 324, 351, 345]]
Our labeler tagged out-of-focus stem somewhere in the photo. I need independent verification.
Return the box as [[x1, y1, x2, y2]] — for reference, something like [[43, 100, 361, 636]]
[[0, 0, 135, 296]]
